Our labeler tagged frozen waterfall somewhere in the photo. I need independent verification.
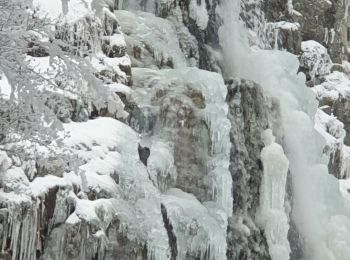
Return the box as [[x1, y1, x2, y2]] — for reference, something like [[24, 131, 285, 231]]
[[3, 0, 350, 259], [219, 0, 350, 259]]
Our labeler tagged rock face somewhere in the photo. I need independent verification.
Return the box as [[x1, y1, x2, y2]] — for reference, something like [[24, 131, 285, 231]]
[[299, 40, 333, 86], [225, 78, 279, 260], [263, 0, 302, 53], [261, 0, 349, 63], [293, 0, 348, 62]]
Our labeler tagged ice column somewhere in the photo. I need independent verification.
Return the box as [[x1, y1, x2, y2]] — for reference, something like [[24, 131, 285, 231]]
[[257, 129, 290, 260]]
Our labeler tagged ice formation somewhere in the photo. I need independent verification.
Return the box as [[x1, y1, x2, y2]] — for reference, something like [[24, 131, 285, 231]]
[[161, 189, 227, 260], [115, 10, 187, 69], [257, 129, 290, 260], [3, 0, 350, 259], [130, 67, 232, 217], [188, 0, 209, 30], [220, 0, 350, 259], [0, 73, 12, 100]]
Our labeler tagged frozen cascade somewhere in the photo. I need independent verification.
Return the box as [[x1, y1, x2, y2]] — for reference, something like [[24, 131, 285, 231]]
[[147, 141, 177, 192], [129, 65, 232, 259], [219, 0, 350, 259], [257, 129, 290, 260], [161, 189, 227, 260], [133, 68, 232, 216], [6, 0, 350, 259]]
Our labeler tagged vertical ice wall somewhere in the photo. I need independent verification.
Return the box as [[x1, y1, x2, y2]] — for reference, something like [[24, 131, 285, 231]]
[[219, 0, 350, 259]]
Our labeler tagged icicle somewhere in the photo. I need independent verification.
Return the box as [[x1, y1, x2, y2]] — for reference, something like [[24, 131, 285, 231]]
[[330, 28, 336, 44], [287, 0, 293, 14], [345, 0, 350, 19], [324, 27, 329, 44], [274, 28, 280, 50], [3, 199, 41, 260]]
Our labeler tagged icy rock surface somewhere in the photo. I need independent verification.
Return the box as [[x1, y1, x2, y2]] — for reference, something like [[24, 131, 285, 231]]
[[115, 10, 187, 69], [4, 0, 350, 259], [314, 109, 350, 179], [130, 67, 232, 217], [1, 118, 171, 260], [1, 1, 233, 259], [226, 78, 280, 260], [300, 40, 333, 84], [293, 0, 349, 63], [312, 71, 350, 163]]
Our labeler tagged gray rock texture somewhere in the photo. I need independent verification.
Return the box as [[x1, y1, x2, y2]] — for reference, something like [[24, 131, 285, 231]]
[[226, 78, 276, 260]]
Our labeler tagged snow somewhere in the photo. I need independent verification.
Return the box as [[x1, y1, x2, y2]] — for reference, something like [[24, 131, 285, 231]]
[[268, 21, 300, 31], [315, 109, 345, 148], [315, 109, 350, 179], [1, 116, 171, 259], [108, 83, 133, 95], [65, 197, 170, 259], [62, 118, 161, 202], [25, 55, 80, 99], [0, 151, 12, 171], [315, 109, 350, 178], [104, 33, 126, 47], [312, 71, 350, 100], [301, 40, 333, 81], [63, 117, 138, 156], [0, 72, 12, 100], [90, 51, 131, 81], [26, 53, 128, 119], [33, 0, 94, 23], [189, 0, 209, 30]]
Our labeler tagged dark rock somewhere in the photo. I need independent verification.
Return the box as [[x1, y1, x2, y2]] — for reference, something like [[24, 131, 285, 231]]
[[226, 78, 279, 260], [293, 0, 348, 63], [138, 144, 150, 166], [161, 203, 177, 260], [27, 43, 50, 57], [331, 63, 346, 73], [102, 38, 127, 58], [161, 0, 223, 72], [328, 147, 343, 179]]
